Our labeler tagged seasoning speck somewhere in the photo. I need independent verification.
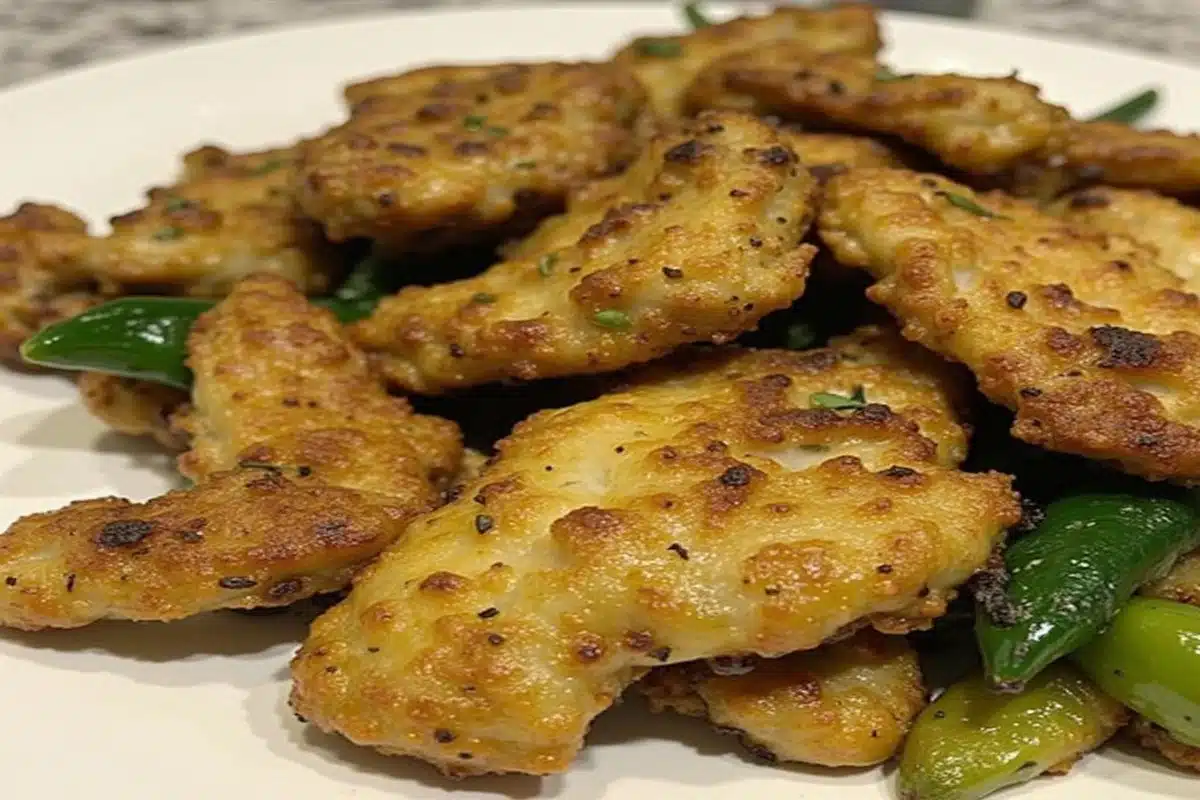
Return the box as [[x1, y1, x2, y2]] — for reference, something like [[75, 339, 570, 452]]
[[463, 115, 487, 131], [471, 292, 497, 304], [667, 543, 690, 560], [478, 607, 500, 619], [810, 386, 868, 410], [592, 309, 631, 329], [635, 38, 683, 58], [96, 519, 155, 548], [152, 226, 185, 241], [218, 576, 258, 590], [474, 514, 495, 534], [537, 253, 558, 277]]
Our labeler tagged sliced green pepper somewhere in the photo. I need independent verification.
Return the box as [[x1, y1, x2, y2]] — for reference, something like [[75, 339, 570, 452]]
[[1087, 87, 1160, 124], [976, 492, 1200, 692], [1073, 597, 1200, 748], [897, 663, 1127, 800], [20, 253, 393, 390]]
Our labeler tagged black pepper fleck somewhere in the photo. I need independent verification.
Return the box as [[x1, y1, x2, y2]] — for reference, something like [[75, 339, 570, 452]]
[[96, 519, 155, 548], [474, 514, 495, 534], [218, 576, 258, 590], [478, 607, 500, 619], [1006, 291, 1027, 309], [433, 729, 456, 743], [649, 647, 672, 662], [667, 543, 690, 560], [487, 633, 505, 645], [718, 465, 752, 487]]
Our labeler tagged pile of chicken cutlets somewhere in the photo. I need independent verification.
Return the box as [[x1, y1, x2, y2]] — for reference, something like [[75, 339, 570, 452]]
[[1, 3, 1198, 796]]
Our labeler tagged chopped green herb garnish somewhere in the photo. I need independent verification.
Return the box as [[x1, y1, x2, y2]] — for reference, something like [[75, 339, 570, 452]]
[[464, 115, 488, 131], [635, 38, 684, 58], [682, 1, 712, 29], [152, 226, 184, 241], [252, 158, 285, 175], [592, 309, 632, 329], [937, 191, 1008, 219], [1088, 87, 1160, 125], [487, 126, 509, 137], [537, 253, 558, 278], [810, 385, 867, 410], [514, 160, 538, 169], [785, 322, 817, 350], [874, 66, 909, 83], [164, 196, 191, 213], [471, 292, 497, 304]]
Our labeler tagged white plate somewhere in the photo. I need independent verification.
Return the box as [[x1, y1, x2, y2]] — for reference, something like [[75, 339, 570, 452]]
[[0, 4, 1196, 798]]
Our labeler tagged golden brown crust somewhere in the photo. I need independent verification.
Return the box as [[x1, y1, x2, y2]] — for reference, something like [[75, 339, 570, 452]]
[[639, 631, 924, 767], [77, 372, 189, 449], [0, 276, 462, 629], [779, 131, 907, 178], [613, 4, 881, 118], [295, 62, 646, 248], [687, 48, 1068, 176], [351, 110, 817, 393], [176, 275, 462, 495], [1016, 122, 1200, 198], [819, 168, 1200, 483], [290, 327, 1018, 777], [84, 144, 339, 296], [1141, 547, 1200, 607], [1051, 187, 1200, 292], [1130, 717, 1200, 772], [0, 470, 415, 630], [0, 203, 98, 362]]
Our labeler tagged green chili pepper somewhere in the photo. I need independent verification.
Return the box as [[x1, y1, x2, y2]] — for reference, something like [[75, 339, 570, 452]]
[[1087, 87, 1160, 124], [681, 1, 711, 29], [976, 492, 1200, 692], [20, 253, 393, 390], [1073, 597, 1200, 748], [897, 663, 1127, 800]]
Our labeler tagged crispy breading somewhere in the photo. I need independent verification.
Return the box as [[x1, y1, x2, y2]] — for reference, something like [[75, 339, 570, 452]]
[[1015, 122, 1200, 199], [290, 326, 1018, 776], [638, 631, 925, 767], [779, 130, 907, 179], [1130, 717, 1200, 772], [0, 276, 462, 629], [687, 48, 1068, 176], [77, 372, 188, 449], [1142, 547, 1200, 607], [1051, 187, 1200, 291], [173, 275, 461, 494], [85, 144, 339, 296], [295, 62, 646, 249], [0, 203, 98, 362], [612, 4, 881, 118], [350, 111, 818, 394], [819, 167, 1200, 483]]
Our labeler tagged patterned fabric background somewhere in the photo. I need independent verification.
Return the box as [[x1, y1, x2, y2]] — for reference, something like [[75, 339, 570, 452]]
[[1, 0, 1198, 87]]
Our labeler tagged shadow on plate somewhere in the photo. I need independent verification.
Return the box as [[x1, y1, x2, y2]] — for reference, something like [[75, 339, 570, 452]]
[[0, 604, 322, 688], [1094, 735, 1196, 798], [253, 679, 884, 799]]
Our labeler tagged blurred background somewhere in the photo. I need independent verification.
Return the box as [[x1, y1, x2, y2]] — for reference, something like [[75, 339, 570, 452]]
[[2, 1, 1199, 87]]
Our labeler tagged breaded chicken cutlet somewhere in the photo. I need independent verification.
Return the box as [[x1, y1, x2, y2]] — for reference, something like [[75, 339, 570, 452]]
[[612, 3, 881, 118], [639, 631, 925, 767], [687, 48, 1070, 177], [688, 50, 1200, 197], [295, 62, 647, 249], [0, 276, 461, 630], [0, 203, 98, 362], [77, 372, 188, 449], [0, 144, 342, 362], [819, 167, 1200, 483], [351, 110, 818, 394], [290, 325, 1019, 776], [1051, 186, 1200, 291]]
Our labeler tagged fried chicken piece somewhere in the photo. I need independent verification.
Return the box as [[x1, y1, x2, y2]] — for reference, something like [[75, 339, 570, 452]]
[[1130, 717, 1200, 772], [0, 276, 462, 630], [295, 63, 646, 249], [351, 111, 818, 394], [612, 4, 881, 118], [1015, 122, 1200, 199], [86, 144, 339, 296], [819, 167, 1200, 482], [1142, 548, 1200, 607], [1051, 187, 1200, 291], [78, 372, 188, 449], [172, 275, 460, 495], [687, 48, 1069, 176], [290, 326, 1019, 776], [779, 131, 907, 179], [0, 203, 98, 362], [639, 631, 924, 767]]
